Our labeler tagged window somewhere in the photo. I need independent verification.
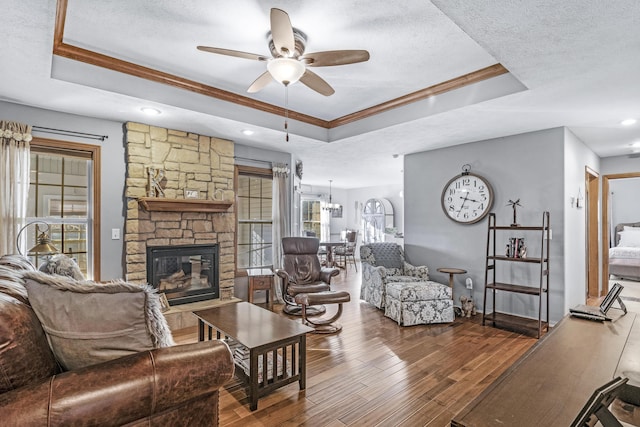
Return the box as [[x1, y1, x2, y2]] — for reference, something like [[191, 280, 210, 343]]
[[26, 139, 100, 279], [301, 198, 321, 236], [236, 166, 272, 271]]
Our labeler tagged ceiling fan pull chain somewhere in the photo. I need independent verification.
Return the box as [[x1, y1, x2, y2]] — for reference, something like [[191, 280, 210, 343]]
[[285, 83, 290, 142]]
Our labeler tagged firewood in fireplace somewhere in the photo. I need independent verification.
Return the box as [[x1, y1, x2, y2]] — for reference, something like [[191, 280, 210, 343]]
[[159, 270, 193, 290]]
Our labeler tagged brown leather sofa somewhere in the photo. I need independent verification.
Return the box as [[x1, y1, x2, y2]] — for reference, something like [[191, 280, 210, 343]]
[[0, 258, 234, 426]]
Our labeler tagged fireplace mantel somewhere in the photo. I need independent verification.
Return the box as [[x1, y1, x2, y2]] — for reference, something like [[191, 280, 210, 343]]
[[138, 197, 233, 213]]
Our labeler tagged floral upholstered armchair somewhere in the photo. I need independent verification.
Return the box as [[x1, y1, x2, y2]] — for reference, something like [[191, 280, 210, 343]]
[[359, 242, 430, 309]]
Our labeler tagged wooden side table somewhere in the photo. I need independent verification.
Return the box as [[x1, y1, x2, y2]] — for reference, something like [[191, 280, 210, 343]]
[[437, 267, 467, 304], [247, 268, 274, 307]]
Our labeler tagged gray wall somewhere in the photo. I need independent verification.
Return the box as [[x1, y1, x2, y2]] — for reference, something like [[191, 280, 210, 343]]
[[609, 177, 640, 227], [234, 144, 292, 169], [0, 101, 126, 280], [563, 128, 600, 311], [346, 184, 404, 235], [405, 128, 567, 324], [601, 155, 640, 175], [345, 184, 404, 257]]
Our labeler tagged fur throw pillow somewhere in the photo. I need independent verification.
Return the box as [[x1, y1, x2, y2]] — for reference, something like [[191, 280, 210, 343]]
[[22, 271, 174, 370], [38, 254, 85, 280]]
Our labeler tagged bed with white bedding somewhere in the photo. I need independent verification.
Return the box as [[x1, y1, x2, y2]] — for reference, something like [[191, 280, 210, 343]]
[[609, 222, 640, 280]]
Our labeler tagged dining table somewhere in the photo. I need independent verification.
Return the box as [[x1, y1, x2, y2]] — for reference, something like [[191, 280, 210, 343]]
[[319, 240, 346, 267]]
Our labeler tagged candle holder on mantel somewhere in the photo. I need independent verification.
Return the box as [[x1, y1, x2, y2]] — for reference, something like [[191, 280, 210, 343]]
[[508, 199, 522, 227]]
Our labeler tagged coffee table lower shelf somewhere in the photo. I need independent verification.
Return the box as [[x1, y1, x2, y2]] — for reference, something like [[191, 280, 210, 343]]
[[228, 336, 304, 405]]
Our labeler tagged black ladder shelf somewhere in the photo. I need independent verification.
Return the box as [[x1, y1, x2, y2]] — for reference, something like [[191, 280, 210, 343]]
[[482, 211, 550, 338]]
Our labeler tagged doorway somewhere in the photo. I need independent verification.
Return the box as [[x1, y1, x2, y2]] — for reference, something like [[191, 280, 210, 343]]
[[585, 167, 599, 297], [601, 171, 640, 295]]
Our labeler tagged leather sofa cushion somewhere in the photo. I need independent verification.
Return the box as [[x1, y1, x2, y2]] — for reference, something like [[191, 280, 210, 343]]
[[23, 271, 174, 371], [0, 293, 58, 393]]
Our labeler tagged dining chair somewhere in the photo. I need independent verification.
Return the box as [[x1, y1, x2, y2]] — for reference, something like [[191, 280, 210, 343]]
[[334, 229, 358, 274]]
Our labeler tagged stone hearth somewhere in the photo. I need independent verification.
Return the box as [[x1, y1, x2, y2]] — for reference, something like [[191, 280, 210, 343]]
[[123, 122, 236, 301]]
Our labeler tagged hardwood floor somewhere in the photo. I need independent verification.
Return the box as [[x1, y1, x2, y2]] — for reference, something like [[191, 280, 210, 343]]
[[173, 265, 537, 426]]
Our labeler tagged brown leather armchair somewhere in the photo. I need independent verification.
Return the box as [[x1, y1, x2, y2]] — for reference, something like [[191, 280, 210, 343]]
[[0, 256, 234, 426], [276, 237, 340, 315]]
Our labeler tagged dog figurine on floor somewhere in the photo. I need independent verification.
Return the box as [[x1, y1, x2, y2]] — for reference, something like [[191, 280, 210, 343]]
[[460, 295, 477, 318]]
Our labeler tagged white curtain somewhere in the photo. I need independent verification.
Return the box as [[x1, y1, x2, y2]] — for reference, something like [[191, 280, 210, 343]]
[[0, 120, 32, 256], [320, 201, 331, 242], [272, 163, 290, 303]]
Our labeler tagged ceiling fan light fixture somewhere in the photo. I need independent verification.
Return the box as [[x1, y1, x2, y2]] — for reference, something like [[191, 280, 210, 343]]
[[267, 57, 305, 85]]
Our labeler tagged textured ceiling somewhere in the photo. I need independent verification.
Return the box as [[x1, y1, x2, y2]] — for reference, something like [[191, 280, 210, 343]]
[[1, 0, 639, 189]]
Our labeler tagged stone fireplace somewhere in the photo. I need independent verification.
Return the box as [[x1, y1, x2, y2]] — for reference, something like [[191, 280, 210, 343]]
[[123, 122, 236, 302]]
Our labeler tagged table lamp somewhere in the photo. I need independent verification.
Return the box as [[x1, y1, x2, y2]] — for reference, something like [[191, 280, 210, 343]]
[[16, 220, 59, 256]]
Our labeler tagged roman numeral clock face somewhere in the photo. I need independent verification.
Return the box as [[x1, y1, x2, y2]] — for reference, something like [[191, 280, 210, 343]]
[[441, 173, 494, 224]]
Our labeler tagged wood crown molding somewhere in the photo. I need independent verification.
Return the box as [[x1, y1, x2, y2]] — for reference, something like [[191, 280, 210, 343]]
[[53, 0, 508, 130]]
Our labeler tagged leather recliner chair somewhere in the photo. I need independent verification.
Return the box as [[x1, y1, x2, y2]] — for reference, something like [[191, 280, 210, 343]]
[[276, 237, 340, 315]]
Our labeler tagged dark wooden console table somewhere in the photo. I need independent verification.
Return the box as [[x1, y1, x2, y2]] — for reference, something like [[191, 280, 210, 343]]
[[193, 302, 313, 411], [451, 311, 639, 426]]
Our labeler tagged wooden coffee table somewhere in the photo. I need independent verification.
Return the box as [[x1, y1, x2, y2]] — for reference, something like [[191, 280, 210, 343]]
[[193, 302, 313, 411]]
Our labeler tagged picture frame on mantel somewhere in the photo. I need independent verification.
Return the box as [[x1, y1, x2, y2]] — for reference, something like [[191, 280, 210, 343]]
[[158, 293, 170, 312], [185, 189, 199, 199]]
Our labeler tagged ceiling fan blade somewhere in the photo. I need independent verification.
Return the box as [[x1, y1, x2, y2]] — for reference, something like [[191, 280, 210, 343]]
[[302, 50, 370, 67], [197, 46, 268, 62], [299, 70, 335, 96], [270, 8, 295, 57], [247, 71, 274, 93]]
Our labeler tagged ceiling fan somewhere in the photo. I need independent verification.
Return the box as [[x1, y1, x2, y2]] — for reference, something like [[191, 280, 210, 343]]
[[197, 8, 370, 96]]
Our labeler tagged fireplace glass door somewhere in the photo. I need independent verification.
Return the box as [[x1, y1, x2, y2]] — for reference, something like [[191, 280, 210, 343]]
[[146, 244, 219, 305]]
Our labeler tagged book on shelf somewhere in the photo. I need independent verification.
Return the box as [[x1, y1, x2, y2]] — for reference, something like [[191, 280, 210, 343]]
[[506, 237, 526, 258]]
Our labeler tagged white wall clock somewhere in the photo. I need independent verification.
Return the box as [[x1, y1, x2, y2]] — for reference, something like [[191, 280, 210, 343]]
[[441, 165, 494, 224]]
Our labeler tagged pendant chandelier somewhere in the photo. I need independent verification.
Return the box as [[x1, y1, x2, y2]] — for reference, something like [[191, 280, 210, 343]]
[[323, 180, 341, 213]]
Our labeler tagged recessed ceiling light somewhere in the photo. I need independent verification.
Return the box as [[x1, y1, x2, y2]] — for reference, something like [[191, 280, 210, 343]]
[[241, 129, 254, 136], [621, 118, 637, 126], [140, 107, 161, 115]]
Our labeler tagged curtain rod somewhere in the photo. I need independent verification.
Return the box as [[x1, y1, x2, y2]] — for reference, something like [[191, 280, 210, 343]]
[[32, 126, 108, 141]]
